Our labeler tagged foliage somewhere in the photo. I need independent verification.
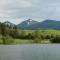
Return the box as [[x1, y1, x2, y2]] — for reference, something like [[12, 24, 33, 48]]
[[1, 35, 14, 44], [50, 35, 60, 43], [0, 22, 60, 44]]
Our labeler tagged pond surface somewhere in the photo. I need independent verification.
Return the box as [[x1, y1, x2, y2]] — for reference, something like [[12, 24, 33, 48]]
[[0, 44, 60, 60]]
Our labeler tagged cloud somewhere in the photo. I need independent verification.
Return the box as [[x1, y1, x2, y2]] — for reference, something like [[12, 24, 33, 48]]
[[0, 0, 33, 7], [0, 16, 26, 24], [0, 0, 33, 17], [0, 0, 60, 23], [1, 0, 33, 9]]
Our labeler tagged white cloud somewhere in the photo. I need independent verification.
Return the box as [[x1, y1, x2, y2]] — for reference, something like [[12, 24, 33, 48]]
[[0, 0, 33, 8], [17, 0, 33, 8], [0, 16, 26, 24], [0, 0, 60, 23], [0, 10, 16, 17], [0, 0, 33, 18]]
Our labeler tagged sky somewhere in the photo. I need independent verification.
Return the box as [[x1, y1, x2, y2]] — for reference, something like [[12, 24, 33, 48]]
[[0, 0, 60, 24]]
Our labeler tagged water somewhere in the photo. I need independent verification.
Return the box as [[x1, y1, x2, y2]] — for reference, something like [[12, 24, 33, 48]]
[[0, 44, 60, 60]]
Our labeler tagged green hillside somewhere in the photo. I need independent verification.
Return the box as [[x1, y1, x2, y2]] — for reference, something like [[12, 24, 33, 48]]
[[20, 20, 60, 30]]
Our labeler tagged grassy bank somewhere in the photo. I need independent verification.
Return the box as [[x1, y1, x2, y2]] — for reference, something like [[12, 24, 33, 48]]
[[0, 38, 50, 44], [0, 29, 60, 44], [14, 39, 50, 44]]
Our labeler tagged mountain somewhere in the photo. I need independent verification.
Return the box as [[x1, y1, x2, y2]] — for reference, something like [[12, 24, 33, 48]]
[[17, 19, 60, 30], [17, 19, 38, 29], [26, 19, 60, 30], [3, 21, 16, 28], [3, 19, 60, 30]]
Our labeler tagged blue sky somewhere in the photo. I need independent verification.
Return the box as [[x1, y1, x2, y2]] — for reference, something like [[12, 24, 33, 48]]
[[0, 0, 60, 24]]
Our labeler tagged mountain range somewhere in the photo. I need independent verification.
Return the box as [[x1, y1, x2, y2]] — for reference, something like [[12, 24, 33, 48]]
[[3, 19, 60, 30]]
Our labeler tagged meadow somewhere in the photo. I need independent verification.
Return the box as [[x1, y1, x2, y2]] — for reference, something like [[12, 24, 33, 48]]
[[0, 29, 60, 44]]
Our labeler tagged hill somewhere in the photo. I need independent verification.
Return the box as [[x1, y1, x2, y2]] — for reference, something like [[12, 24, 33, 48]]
[[3, 21, 16, 28], [17, 19, 60, 30]]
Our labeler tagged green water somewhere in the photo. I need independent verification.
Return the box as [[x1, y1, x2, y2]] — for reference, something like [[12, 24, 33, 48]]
[[0, 44, 60, 60]]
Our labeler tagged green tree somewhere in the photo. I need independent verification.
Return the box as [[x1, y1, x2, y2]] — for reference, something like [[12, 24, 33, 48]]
[[1, 23, 7, 36], [40, 34, 45, 39], [32, 30, 40, 39], [27, 33, 33, 39], [50, 35, 60, 43], [0, 22, 2, 34], [45, 35, 51, 39], [1, 36, 14, 44], [20, 30, 27, 39]]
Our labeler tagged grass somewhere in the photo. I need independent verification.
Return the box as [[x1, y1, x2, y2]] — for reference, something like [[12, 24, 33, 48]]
[[0, 34, 51, 44], [14, 39, 34, 44], [0, 29, 60, 44], [18, 29, 60, 35], [14, 39, 50, 44]]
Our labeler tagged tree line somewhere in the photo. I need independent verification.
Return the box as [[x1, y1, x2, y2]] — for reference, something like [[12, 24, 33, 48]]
[[0, 22, 60, 44]]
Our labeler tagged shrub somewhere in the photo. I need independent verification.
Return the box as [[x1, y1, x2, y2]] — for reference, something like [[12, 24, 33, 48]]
[[50, 35, 60, 43], [1, 36, 14, 44]]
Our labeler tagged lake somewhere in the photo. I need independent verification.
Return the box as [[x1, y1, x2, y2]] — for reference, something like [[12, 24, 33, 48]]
[[0, 44, 60, 60]]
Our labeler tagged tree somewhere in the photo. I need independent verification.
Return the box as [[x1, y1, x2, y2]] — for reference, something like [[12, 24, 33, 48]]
[[1, 36, 14, 44], [19, 30, 27, 39], [26, 33, 33, 39], [51, 34, 55, 38], [1, 23, 7, 36], [40, 34, 45, 39], [32, 30, 41, 40], [45, 35, 51, 39], [0, 22, 2, 34], [50, 35, 60, 43], [1, 36, 6, 44], [9, 28, 19, 38]]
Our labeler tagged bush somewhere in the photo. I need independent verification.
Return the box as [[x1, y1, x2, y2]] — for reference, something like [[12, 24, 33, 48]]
[[1, 36, 14, 44], [45, 35, 51, 39], [50, 35, 60, 43]]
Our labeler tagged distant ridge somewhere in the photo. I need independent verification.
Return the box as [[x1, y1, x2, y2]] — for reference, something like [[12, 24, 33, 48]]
[[3, 21, 15, 28], [1, 19, 60, 30], [42, 19, 56, 22], [16, 19, 60, 30]]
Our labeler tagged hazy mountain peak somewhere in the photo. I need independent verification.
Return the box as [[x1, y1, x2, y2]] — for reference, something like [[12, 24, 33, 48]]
[[4, 21, 12, 24], [4, 21, 15, 27], [43, 19, 56, 22], [17, 19, 38, 29], [27, 19, 33, 21], [26, 19, 34, 25]]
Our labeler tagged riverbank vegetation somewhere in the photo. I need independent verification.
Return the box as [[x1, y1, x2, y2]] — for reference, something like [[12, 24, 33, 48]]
[[0, 22, 60, 44]]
